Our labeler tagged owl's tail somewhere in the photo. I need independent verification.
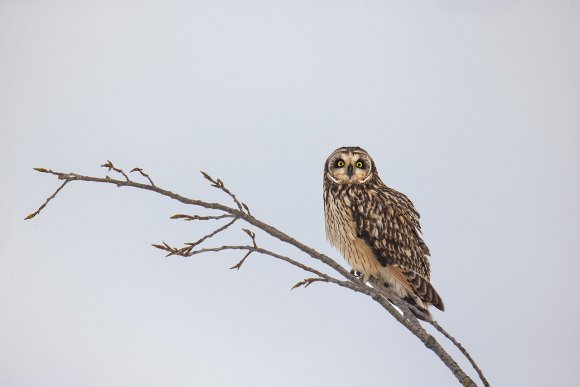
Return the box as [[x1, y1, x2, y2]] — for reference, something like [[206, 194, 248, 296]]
[[402, 294, 433, 321], [398, 268, 444, 310], [384, 266, 445, 321]]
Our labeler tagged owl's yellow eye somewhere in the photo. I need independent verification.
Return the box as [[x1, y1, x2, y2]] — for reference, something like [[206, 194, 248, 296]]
[[336, 160, 345, 167], [356, 161, 364, 168]]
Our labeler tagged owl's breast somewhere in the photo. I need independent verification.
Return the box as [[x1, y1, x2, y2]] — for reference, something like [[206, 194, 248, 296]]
[[324, 192, 356, 249], [324, 190, 381, 277]]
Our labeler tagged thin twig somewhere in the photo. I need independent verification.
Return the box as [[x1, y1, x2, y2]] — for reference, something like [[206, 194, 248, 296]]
[[151, 241, 179, 256], [25, 178, 69, 220], [186, 218, 238, 247], [242, 228, 257, 247], [230, 250, 252, 270], [291, 277, 329, 289], [171, 244, 342, 286], [229, 229, 258, 269], [177, 218, 238, 256], [431, 321, 490, 387], [130, 167, 155, 186], [170, 214, 233, 221], [101, 160, 129, 181], [201, 171, 243, 211]]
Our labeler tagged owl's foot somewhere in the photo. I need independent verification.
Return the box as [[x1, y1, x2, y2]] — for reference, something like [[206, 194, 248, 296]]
[[350, 270, 371, 284]]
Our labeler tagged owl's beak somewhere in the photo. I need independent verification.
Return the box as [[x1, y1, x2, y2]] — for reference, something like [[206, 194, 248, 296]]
[[347, 164, 354, 178]]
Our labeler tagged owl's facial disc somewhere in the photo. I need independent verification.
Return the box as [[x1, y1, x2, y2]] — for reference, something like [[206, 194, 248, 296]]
[[326, 149, 373, 185]]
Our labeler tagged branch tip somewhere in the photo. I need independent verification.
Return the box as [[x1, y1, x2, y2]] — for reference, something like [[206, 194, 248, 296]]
[[170, 213, 232, 221], [431, 321, 490, 387], [100, 160, 113, 170], [25, 180, 70, 220], [291, 277, 328, 290], [242, 228, 255, 238], [130, 167, 155, 186], [229, 250, 252, 270], [200, 171, 243, 211], [200, 171, 214, 183], [101, 160, 129, 181], [242, 228, 257, 247]]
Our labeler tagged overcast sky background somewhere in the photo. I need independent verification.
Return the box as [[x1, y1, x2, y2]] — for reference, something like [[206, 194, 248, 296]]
[[1, 1, 579, 386]]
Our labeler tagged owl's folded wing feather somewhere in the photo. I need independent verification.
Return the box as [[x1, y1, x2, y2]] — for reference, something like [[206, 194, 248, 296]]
[[352, 187, 444, 311], [389, 266, 445, 311], [352, 187, 430, 278]]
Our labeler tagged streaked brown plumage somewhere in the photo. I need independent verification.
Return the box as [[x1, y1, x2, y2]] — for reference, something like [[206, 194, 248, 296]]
[[323, 146, 444, 319]]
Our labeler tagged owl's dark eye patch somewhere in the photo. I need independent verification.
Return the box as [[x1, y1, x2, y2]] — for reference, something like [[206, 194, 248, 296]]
[[355, 160, 365, 168], [335, 159, 345, 168]]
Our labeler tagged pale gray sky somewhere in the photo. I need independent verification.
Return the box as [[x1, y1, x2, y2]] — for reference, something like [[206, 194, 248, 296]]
[[1, 1, 579, 386]]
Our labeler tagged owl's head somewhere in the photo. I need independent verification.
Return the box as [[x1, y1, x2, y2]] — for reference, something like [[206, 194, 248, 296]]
[[324, 146, 376, 185]]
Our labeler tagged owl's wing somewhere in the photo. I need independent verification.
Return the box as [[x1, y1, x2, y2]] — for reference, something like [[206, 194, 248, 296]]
[[352, 186, 430, 277], [352, 187, 444, 310]]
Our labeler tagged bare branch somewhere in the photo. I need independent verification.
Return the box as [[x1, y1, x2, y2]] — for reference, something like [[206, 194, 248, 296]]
[[28, 166, 487, 387], [291, 277, 329, 289], [366, 277, 430, 324], [25, 177, 69, 220], [431, 321, 490, 387], [201, 171, 244, 212], [151, 241, 181, 257], [175, 217, 238, 256], [230, 250, 252, 270], [187, 218, 238, 247], [177, 244, 341, 286], [170, 214, 233, 221], [29, 167, 350, 279], [101, 160, 129, 181], [242, 228, 257, 247], [130, 167, 155, 186]]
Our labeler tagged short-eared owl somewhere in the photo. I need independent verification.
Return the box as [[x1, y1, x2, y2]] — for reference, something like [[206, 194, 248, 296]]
[[323, 146, 444, 319]]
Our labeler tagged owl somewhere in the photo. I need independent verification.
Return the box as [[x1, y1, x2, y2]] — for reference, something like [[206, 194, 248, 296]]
[[323, 146, 444, 320]]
